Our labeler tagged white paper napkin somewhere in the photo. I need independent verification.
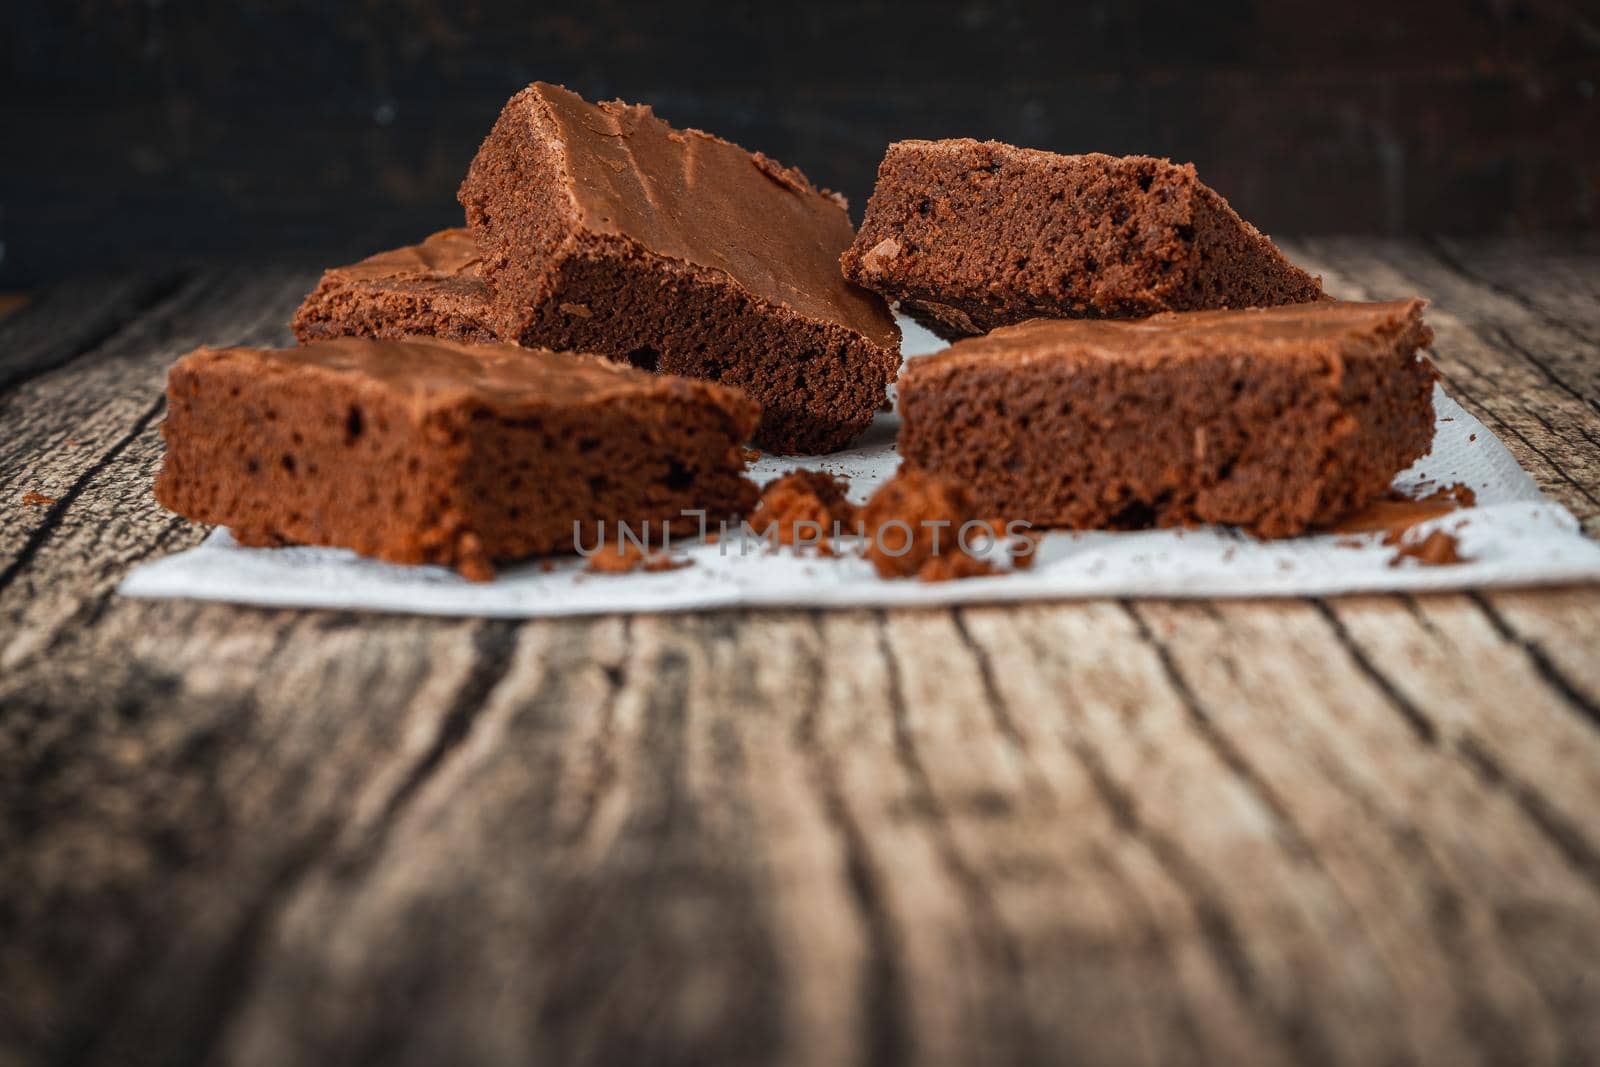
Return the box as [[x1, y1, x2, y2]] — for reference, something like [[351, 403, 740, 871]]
[[120, 317, 1600, 616]]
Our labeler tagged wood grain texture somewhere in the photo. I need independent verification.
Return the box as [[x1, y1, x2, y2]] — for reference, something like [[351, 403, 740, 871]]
[[1, 240, 1599, 1066]]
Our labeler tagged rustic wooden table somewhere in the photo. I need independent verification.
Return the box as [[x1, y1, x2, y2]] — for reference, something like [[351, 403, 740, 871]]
[[3, 237, 1599, 1066]]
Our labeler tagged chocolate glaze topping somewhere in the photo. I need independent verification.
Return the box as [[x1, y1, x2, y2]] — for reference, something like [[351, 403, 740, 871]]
[[335, 228, 482, 283], [190, 336, 755, 417], [913, 299, 1430, 375], [528, 83, 897, 351]]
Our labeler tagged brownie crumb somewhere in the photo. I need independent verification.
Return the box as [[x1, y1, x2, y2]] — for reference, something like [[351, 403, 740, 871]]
[[843, 140, 1323, 336], [860, 469, 1000, 582], [1386, 528, 1468, 567], [154, 336, 757, 581], [290, 229, 499, 345], [749, 470, 857, 554], [1001, 523, 1041, 569], [457, 81, 900, 454], [900, 300, 1437, 538], [586, 542, 646, 574], [21, 490, 56, 508], [584, 540, 693, 575]]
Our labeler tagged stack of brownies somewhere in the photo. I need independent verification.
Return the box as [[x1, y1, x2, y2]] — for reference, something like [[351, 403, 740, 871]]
[[155, 81, 1437, 579]]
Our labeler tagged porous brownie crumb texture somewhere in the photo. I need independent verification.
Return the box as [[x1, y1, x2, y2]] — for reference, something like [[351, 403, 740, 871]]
[[489, 239, 894, 455], [155, 341, 759, 580], [842, 140, 1323, 338], [292, 277, 499, 345], [461, 392, 760, 565], [897, 300, 1436, 538], [459, 82, 900, 455]]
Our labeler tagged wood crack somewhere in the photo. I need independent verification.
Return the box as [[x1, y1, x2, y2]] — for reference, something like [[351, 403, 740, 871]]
[[18, 516, 197, 667], [793, 612, 909, 1067], [1428, 365, 1600, 509], [1517, 390, 1600, 456], [1284, 607, 1561, 1056], [561, 617, 630, 846], [1455, 735, 1600, 896], [1109, 604, 1575, 1063], [873, 611, 1035, 1060], [1322, 598, 1600, 899], [874, 612, 1025, 970], [950, 607, 1030, 755], [41, 616, 312, 1067], [1312, 599, 1439, 743], [0, 393, 167, 597], [337, 619, 520, 875], [1121, 602, 1318, 862], [1003, 619, 1341, 1065], [1486, 324, 1600, 420], [1426, 238, 1600, 349], [1053, 696, 1325, 1066], [0, 270, 191, 397], [1385, 819, 1554, 1058], [1468, 593, 1600, 733]]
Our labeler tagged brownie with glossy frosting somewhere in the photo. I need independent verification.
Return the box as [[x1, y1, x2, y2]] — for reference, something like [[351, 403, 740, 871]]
[[155, 336, 759, 579], [459, 81, 900, 455], [843, 140, 1324, 338], [896, 299, 1435, 537], [290, 228, 497, 345]]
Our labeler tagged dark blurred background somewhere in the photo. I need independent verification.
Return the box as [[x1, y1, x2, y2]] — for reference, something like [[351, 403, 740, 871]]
[[3, 0, 1597, 286]]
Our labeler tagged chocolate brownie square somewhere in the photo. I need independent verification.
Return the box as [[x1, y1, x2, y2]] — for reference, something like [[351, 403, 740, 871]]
[[155, 336, 759, 579], [896, 300, 1435, 537], [290, 228, 497, 344], [842, 140, 1324, 338], [458, 81, 900, 455]]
